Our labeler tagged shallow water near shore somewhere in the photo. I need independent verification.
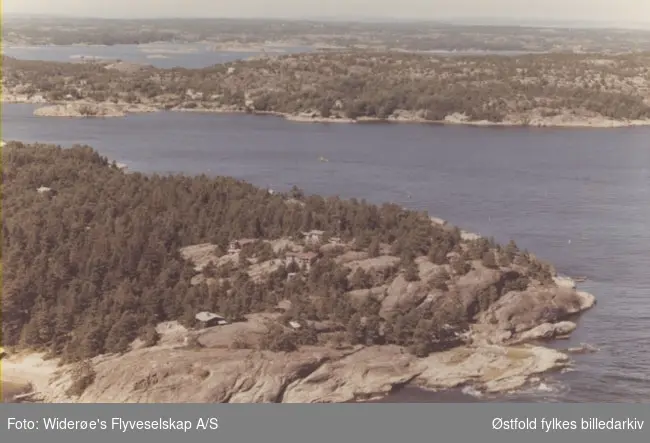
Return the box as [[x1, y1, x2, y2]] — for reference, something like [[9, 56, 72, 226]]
[[2, 381, 31, 403], [3, 104, 649, 402]]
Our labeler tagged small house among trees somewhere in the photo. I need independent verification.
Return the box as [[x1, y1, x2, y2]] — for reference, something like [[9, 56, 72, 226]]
[[195, 312, 228, 328], [302, 230, 325, 244]]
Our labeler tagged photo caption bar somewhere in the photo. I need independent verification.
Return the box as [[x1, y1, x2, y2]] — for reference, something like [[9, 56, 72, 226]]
[[1, 404, 648, 443]]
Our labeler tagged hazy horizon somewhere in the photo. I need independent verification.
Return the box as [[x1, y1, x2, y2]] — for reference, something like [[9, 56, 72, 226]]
[[3, 0, 650, 28]]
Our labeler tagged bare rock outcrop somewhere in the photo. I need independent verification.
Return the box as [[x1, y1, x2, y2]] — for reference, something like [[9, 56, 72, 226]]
[[48, 347, 339, 403], [415, 344, 570, 393], [29, 341, 570, 403], [34, 103, 127, 118], [478, 287, 595, 333], [553, 276, 577, 289], [179, 243, 220, 272], [380, 274, 431, 315], [335, 250, 370, 265], [513, 321, 578, 344], [33, 101, 157, 118], [573, 291, 597, 312], [284, 346, 420, 402], [346, 285, 389, 305]]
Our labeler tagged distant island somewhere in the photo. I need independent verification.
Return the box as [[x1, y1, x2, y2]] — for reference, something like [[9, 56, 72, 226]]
[[2, 51, 650, 127], [2, 142, 595, 403], [4, 17, 650, 53]]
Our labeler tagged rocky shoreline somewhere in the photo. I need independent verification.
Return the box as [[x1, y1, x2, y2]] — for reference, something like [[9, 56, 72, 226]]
[[2, 331, 586, 403], [5, 97, 648, 128], [2, 322, 592, 403], [27, 101, 158, 118], [284, 110, 650, 128]]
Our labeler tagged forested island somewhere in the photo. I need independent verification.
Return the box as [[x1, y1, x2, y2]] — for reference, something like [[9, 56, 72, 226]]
[[3, 51, 650, 127], [2, 142, 595, 403]]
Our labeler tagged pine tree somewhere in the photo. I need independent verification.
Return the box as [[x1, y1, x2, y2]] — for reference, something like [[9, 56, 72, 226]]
[[409, 319, 433, 357], [346, 313, 365, 345], [368, 237, 381, 257], [105, 313, 139, 354], [481, 251, 498, 269]]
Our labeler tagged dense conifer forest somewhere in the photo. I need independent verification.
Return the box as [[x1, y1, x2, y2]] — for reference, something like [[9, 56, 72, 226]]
[[2, 142, 551, 362]]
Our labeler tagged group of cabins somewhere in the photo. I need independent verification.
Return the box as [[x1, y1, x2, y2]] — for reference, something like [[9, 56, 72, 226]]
[[227, 230, 341, 255], [226, 230, 339, 272], [193, 231, 343, 331], [227, 239, 317, 270]]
